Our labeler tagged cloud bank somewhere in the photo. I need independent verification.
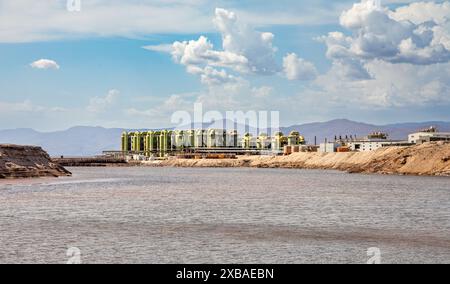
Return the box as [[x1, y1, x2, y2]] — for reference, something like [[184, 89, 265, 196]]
[[3, 1, 450, 130], [321, 0, 450, 80], [138, 1, 450, 121], [148, 8, 315, 87], [0, 0, 346, 43], [313, 0, 450, 107]]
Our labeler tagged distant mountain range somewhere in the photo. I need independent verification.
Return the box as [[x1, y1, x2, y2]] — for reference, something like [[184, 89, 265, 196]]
[[0, 126, 123, 157], [0, 119, 449, 156], [281, 119, 450, 145]]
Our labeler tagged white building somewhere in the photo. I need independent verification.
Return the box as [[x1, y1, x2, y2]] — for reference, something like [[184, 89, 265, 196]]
[[345, 132, 408, 152], [408, 131, 450, 144], [319, 142, 341, 153], [347, 140, 403, 152]]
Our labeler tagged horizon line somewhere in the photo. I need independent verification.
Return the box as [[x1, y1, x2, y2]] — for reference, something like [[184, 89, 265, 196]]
[[1, 118, 450, 133]]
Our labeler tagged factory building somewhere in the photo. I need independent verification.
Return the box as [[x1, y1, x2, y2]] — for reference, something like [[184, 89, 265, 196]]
[[347, 140, 403, 152], [318, 132, 408, 153], [121, 129, 305, 157], [345, 132, 405, 152], [408, 127, 450, 144]]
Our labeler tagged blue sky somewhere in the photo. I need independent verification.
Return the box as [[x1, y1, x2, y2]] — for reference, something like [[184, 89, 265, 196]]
[[0, 0, 449, 131]]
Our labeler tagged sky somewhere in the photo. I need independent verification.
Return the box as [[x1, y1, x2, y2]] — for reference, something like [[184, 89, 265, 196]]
[[0, 0, 449, 131]]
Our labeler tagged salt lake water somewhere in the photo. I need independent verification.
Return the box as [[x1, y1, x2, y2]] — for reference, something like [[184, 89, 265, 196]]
[[0, 167, 449, 264]]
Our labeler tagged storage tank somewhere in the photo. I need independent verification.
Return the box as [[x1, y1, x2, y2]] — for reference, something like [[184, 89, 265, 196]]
[[257, 133, 271, 149], [241, 133, 252, 149], [207, 129, 227, 148], [194, 130, 206, 148], [174, 130, 185, 149], [227, 130, 238, 148], [130, 132, 143, 152], [145, 131, 158, 153], [288, 131, 305, 146], [121, 132, 130, 152], [186, 130, 195, 148], [142, 132, 151, 156], [272, 132, 287, 150], [159, 130, 171, 152], [207, 129, 216, 148]]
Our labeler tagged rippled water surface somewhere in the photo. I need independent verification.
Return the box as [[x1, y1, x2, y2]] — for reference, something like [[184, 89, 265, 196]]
[[0, 167, 449, 264]]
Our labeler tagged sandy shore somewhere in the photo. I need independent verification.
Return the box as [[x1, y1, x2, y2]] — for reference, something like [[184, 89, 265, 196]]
[[148, 142, 450, 176]]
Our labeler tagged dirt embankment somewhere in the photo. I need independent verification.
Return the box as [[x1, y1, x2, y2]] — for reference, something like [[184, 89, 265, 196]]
[[155, 142, 450, 176], [0, 144, 71, 179]]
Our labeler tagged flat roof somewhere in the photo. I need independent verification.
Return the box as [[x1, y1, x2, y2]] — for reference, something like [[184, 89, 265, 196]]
[[347, 140, 405, 143], [410, 132, 450, 135]]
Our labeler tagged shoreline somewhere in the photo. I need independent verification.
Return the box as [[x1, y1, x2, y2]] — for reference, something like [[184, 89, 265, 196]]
[[141, 142, 450, 177], [2, 142, 449, 179]]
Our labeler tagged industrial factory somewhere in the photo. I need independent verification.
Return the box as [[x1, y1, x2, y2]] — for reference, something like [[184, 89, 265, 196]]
[[120, 129, 305, 158], [319, 132, 409, 153], [114, 125, 450, 160], [318, 127, 450, 153], [408, 127, 450, 144]]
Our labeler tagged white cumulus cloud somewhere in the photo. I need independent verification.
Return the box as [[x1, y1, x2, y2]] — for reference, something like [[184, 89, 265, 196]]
[[172, 36, 249, 74], [283, 53, 318, 81], [162, 8, 284, 87], [198, 66, 242, 86], [321, 0, 450, 78], [30, 59, 60, 70], [213, 8, 278, 75], [310, 1, 450, 108], [145, 7, 290, 89], [390, 1, 450, 25], [314, 60, 450, 108]]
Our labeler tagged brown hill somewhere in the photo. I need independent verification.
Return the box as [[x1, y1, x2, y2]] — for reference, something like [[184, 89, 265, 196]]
[[0, 145, 71, 179]]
